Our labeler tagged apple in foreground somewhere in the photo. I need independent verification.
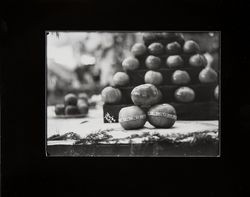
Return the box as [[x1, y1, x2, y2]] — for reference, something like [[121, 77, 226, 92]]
[[119, 106, 147, 130], [131, 84, 162, 106], [144, 70, 163, 85], [172, 70, 191, 85], [199, 67, 218, 83], [174, 87, 195, 103], [147, 103, 177, 128], [145, 55, 161, 70]]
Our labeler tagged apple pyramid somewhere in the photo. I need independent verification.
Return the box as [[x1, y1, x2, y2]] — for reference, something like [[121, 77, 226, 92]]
[[102, 32, 219, 123]]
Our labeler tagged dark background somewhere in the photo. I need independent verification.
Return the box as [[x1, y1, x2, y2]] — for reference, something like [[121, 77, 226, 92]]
[[1, 0, 248, 196]]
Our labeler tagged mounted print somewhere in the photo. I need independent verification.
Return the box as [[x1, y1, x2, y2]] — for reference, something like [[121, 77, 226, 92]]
[[46, 31, 220, 157]]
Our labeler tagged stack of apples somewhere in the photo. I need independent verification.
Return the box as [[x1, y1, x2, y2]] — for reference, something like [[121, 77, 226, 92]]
[[54, 93, 89, 116], [102, 32, 219, 126]]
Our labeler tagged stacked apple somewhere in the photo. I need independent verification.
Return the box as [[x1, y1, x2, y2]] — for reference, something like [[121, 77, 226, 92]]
[[54, 93, 89, 116], [102, 32, 219, 125]]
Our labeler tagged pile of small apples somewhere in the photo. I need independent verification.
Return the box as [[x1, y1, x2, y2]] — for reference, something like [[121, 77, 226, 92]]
[[54, 93, 89, 116]]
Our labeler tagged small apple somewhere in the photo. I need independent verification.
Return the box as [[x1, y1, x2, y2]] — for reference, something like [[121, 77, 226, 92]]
[[166, 41, 182, 55], [166, 55, 184, 68], [65, 105, 80, 115], [78, 92, 89, 104], [119, 106, 147, 130], [172, 70, 191, 85], [112, 72, 130, 87], [214, 85, 219, 100], [142, 33, 158, 45], [174, 87, 195, 103], [144, 70, 163, 85], [78, 92, 88, 100], [54, 104, 65, 115], [175, 33, 185, 46], [145, 55, 162, 70], [148, 42, 164, 55], [101, 86, 122, 104], [147, 103, 177, 128], [160, 32, 176, 40], [131, 43, 147, 57], [199, 67, 218, 83], [189, 54, 207, 67], [156, 32, 176, 44], [77, 100, 89, 114], [122, 57, 140, 71], [64, 93, 77, 106], [183, 40, 200, 54]]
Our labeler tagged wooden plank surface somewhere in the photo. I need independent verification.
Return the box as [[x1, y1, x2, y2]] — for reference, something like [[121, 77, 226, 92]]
[[47, 106, 219, 145]]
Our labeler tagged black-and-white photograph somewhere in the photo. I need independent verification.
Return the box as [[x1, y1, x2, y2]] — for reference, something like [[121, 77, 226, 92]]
[[46, 31, 220, 157]]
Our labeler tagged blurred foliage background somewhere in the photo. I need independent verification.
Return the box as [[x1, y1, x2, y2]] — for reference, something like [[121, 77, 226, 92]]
[[47, 32, 219, 106]]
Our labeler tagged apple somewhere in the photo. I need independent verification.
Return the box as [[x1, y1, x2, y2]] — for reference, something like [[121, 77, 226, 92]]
[[77, 99, 89, 114], [172, 70, 191, 85], [160, 32, 185, 45], [166, 41, 182, 55], [145, 55, 162, 70], [175, 33, 185, 46], [148, 42, 164, 55], [199, 67, 218, 83], [131, 84, 162, 106], [64, 93, 77, 106], [183, 40, 200, 54], [142, 33, 158, 45], [155, 32, 175, 44], [147, 103, 177, 128], [112, 72, 130, 87], [77, 98, 88, 106], [78, 92, 88, 100], [144, 70, 163, 85], [189, 54, 207, 67], [101, 86, 122, 104], [78, 92, 89, 104], [174, 87, 195, 103], [166, 55, 184, 68], [65, 105, 80, 115], [160, 32, 176, 40], [131, 43, 147, 57], [54, 104, 65, 115], [119, 106, 147, 130], [122, 57, 140, 71]]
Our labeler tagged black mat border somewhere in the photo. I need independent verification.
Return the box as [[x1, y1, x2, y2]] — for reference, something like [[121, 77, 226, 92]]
[[1, 0, 246, 196]]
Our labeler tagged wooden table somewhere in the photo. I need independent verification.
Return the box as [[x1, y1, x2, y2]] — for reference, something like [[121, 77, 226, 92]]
[[47, 105, 219, 157]]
